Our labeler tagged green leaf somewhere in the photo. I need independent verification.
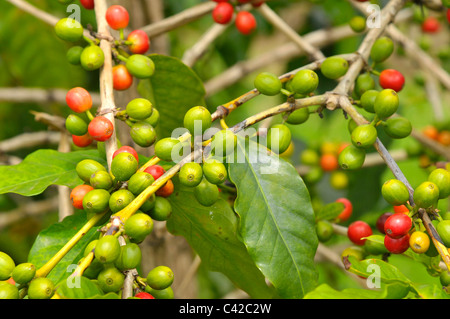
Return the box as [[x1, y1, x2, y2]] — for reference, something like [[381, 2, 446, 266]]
[[28, 211, 103, 285], [137, 54, 206, 138], [411, 283, 450, 299], [166, 177, 276, 299], [315, 202, 345, 221], [0, 149, 106, 196], [228, 136, 318, 299], [56, 276, 103, 299], [304, 283, 381, 299]]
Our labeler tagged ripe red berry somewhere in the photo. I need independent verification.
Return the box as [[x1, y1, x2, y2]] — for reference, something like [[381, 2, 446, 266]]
[[421, 16, 440, 33], [66, 87, 93, 113], [144, 165, 166, 181], [375, 212, 393, 234], [447, 9, 450, 24], [127, 30, 150, 54], [335, 198, 353, 222], [105, 5, 129, 30], [70, 184, 94, 209], [212, 2, 234, 24], [347, 221, 372, 246], [112, 64, 133, 91], [80, 0, 95, 10], [134, 292, 155, 299], [393, 205, 409, 214], [379, 69, 405, 92], [113, 146, 139, 163], [88, 116, 114, 142], [235, 11, 257, 35], [72, 133, 94, 147], [384, 234, 410, 254], [384, 213, 412, 239]]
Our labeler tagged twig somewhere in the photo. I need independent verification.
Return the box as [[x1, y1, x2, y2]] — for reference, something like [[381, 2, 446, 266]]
[[256, 3, 325, 61], [0, 131, 61, 153], [411, 129, 450, 161], [57, 132, 73, 221]]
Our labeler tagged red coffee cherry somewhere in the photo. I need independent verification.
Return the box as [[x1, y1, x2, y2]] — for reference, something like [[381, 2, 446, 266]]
[[144, 165, 166, 181], [134, 292, 154, 299], [393, 205, 409, 214], [88, 116, 114, 142], [375, 212, 393, 234], [384, 213, 412, 239], [235, 11, 257, 35], [384, 234, 410, 254], [379, 69, 405, 92], [212, 2, 234, 24], [421, 16, 440, 33], [113, 146, 139, 164], [335, 198, 353, 222], [80, 0, 95, 10], [70, 184, 94, 209], [72, 133, 94, 148], [112, 64, 133, 91], [447, 9, 450, 24], [105, 5, 129, 30], [127, 30, 150, 54], [66, 87, 93, 113], [347, 221, 373, 246]]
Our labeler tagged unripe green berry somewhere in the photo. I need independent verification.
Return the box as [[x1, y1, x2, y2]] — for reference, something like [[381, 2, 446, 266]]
[[126, 98, 153, 120], [320, 56, 349, 80], [290, 69, 319, 95], [254, 72, 282, 96], [80, 45, 105, 71]]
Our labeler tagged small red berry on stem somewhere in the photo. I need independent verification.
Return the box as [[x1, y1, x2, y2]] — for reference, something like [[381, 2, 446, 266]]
[[144, 165, 166, 181], [106, 5, 129, 30], [335, 198, 353, 222], [88, 116, 114, 142], [70, 184, 94, 209], [384, 213, 412, 239], [66, 87, 93, 113], [379, 69, 405, 92], [376, 212, 393, 234], [134, 292, 155, 299], [421, 16, 440, 33], [212, 2, 234, 25], [112, 64, 133, 91], [80, 0, 95, 10], [384, 234, 410, 254], [72, 133, 94, 148], [127, 30, 150, 54], [235, 11, 257, 35], [347, 221, 372, 246]]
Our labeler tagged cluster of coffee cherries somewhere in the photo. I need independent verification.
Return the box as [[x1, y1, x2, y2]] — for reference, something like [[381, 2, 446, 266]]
[[211, 0, 264, 35], [56, 2, 154, 87]]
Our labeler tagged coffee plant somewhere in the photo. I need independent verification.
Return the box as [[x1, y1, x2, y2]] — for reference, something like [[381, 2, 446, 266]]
[[0, 0, 449, 301]]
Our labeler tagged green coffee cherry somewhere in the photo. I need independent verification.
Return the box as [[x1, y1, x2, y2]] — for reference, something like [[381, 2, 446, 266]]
[[149, 196, 172, 221], [349, 16, 366, 33], [360, 90, 379, 114], [90, 170, 113, 190], [124, 213, 154, 243], [80, 45, 105, 71], [95, 235, 121, 264], [347, 118, 358, 134], [381, 179, 410, 206], [146, 266, 174, 290], [55, 18, 84, 42], [351, 124, 377, 148], [338, 144, 366, 170], [126, 54, 155, 79], [202, 158, 227, 185], [84, 239, 98, 257], [76, 159, 107, 183], [320, 56, 349, 80], [267, 124, 292, 154], [354, 73, 375, 98], [370, 36, 394, 63], [383, 117, 412, 139], [0, 252, 15, 281], [290, 69, 319, 95], [109, 189, 135, 213], [140, 194, 157, 213], [183, 106, 212, 136], [115, 243, 142, 271], [179, 162, 203, 187], [437, 220, 450, 247], [28, 277, 55, 299], [254, 72, 282, 96], [194, 178, 219, 207], [285, 108, 310, 125], [154, 138, 182, 162], [316, 220, 334, 242], [364, 235, 389, 255], [66, 114, 89, 136], [428, 168, 450, 199], [128, 172, 155, 196], [111, 152, 138, 181], [126, 98, 153, 120], [97, 266, 125, 293], [0, 282, 19, 299], [145, 286, 174, 299], [374, 89, 399, 119], [144, 108, 160, 127], [210, 130, 237, 158], [12, 263, 36, 285], [66, 46, 84, 65], [130, 122, 157, 147], [83, 189, 110, 214], [413, 181, 440, 209]]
